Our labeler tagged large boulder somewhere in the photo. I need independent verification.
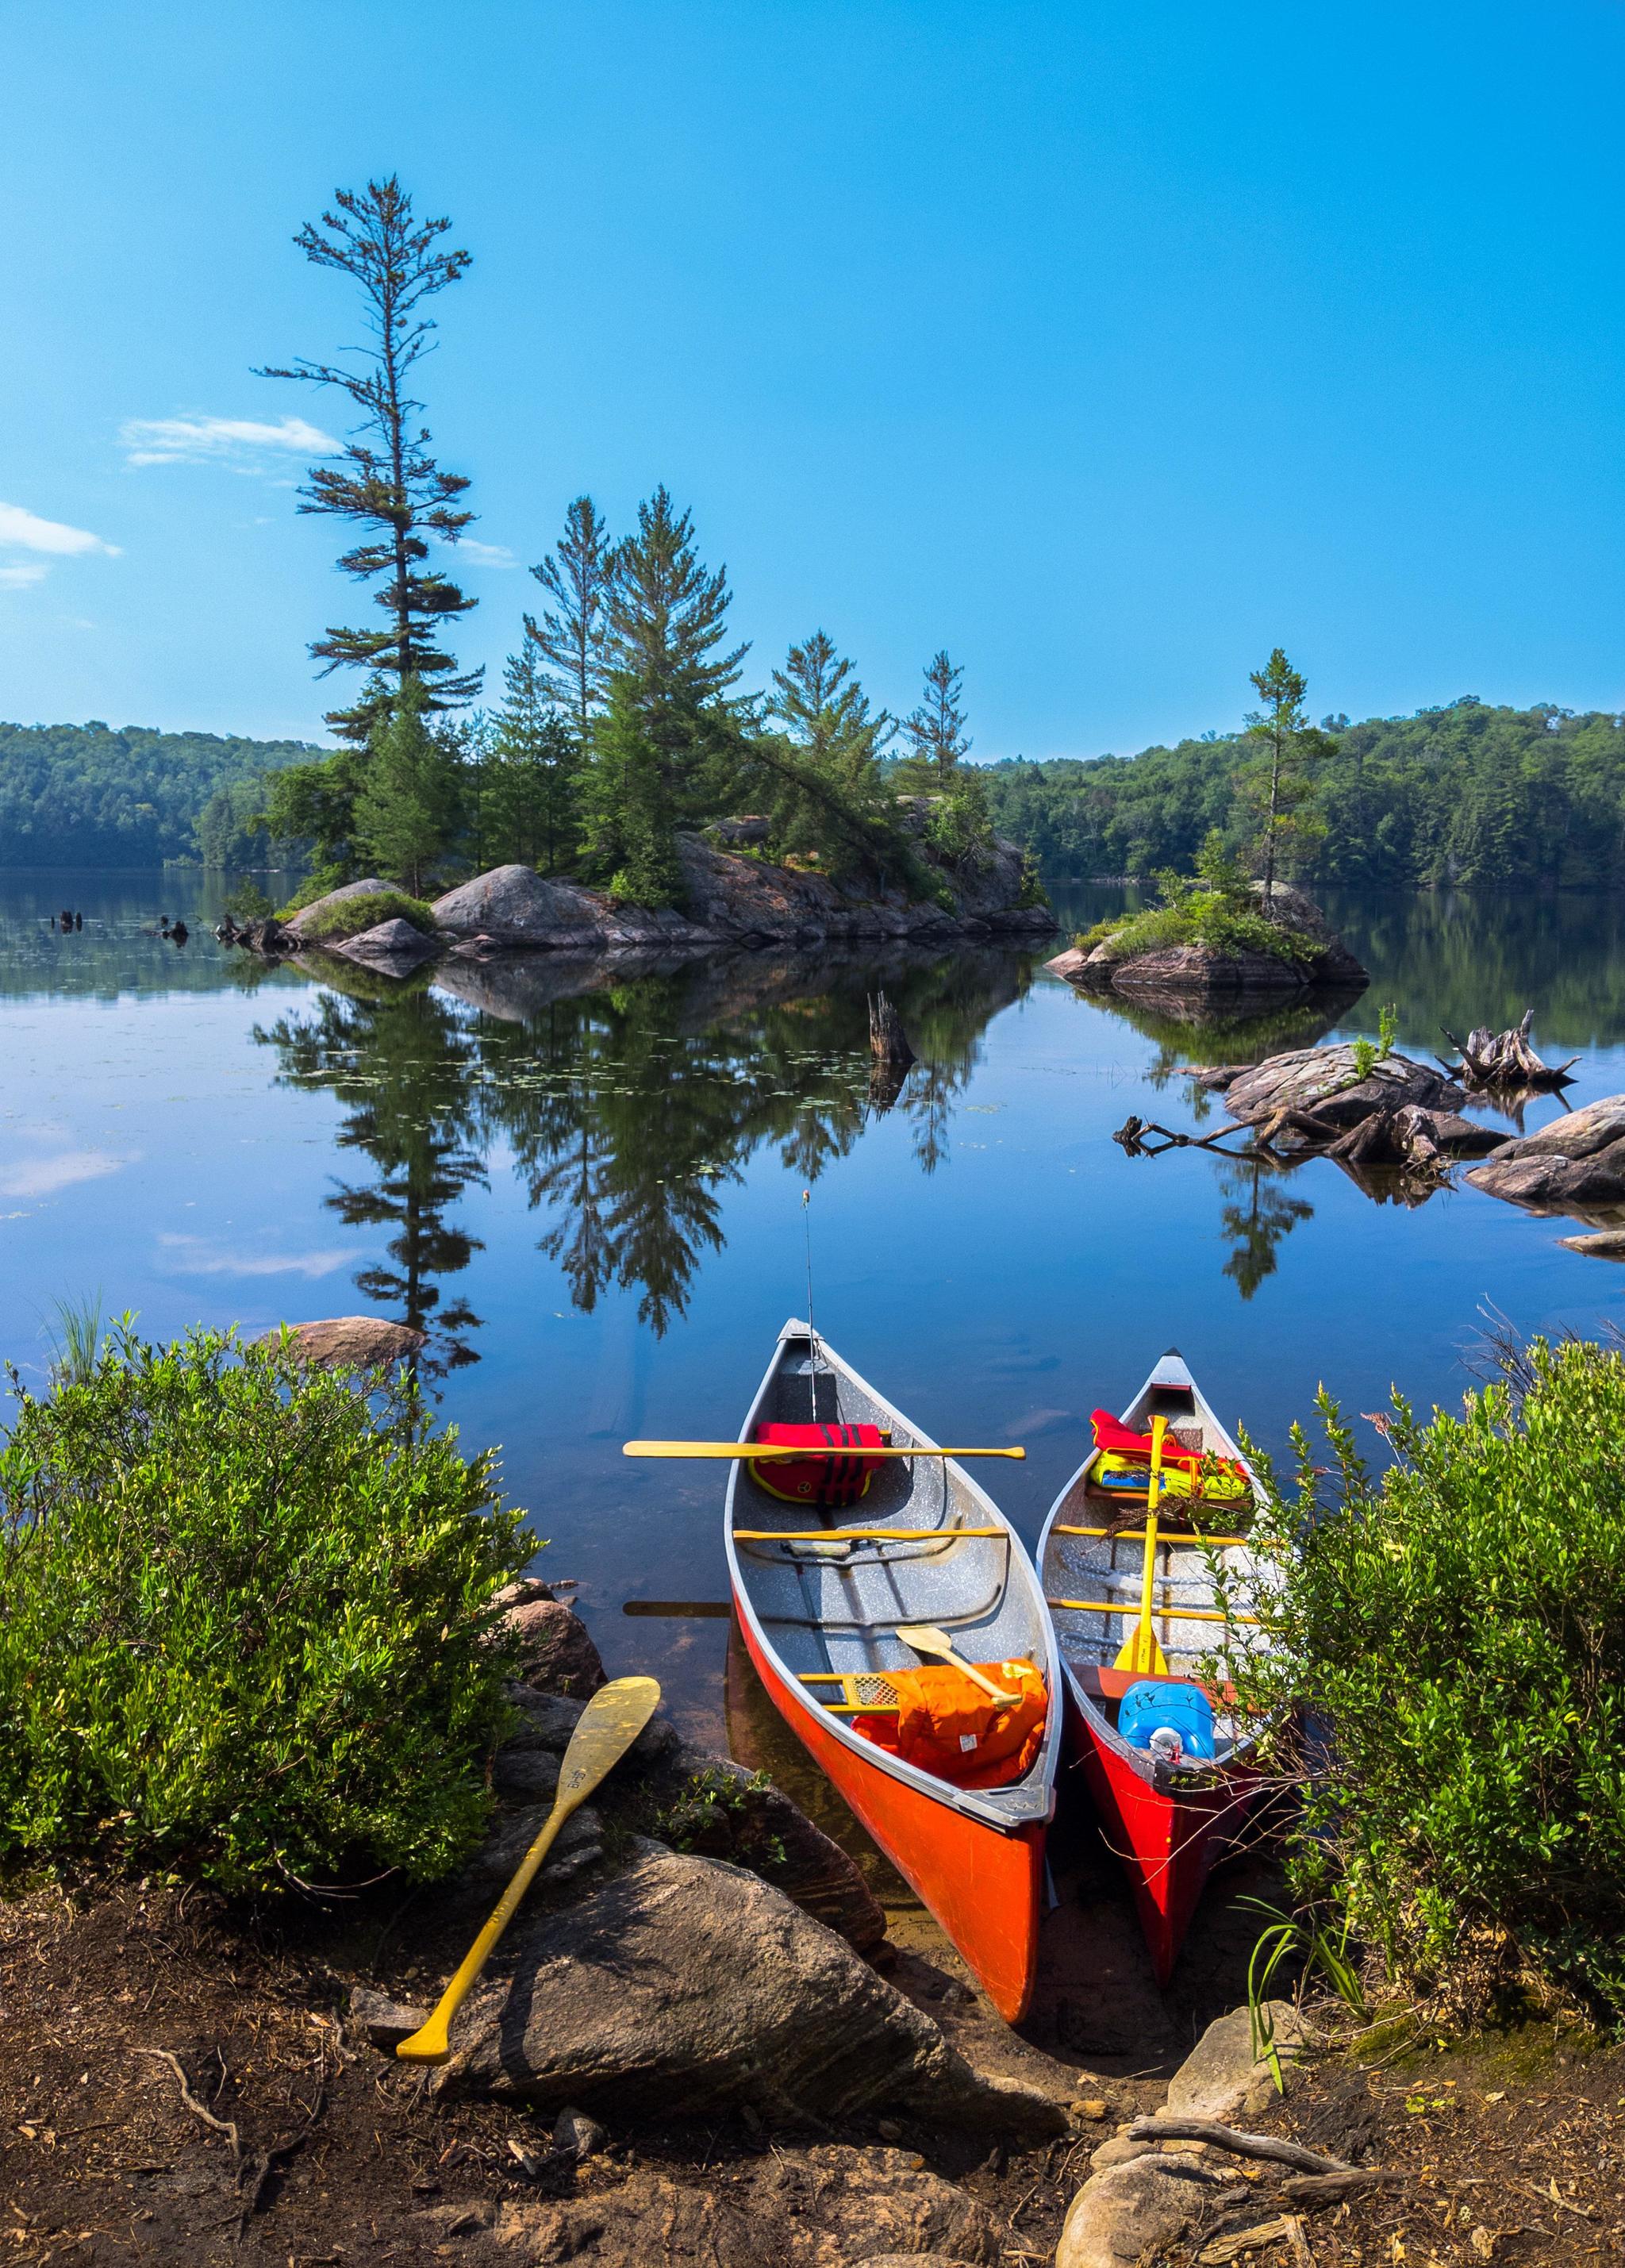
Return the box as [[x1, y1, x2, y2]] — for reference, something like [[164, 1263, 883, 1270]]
[[440, 1843, 1063, 2132], [331, 915, 440, 974], [1109, 944, 1308, 998], [1222, 1044, 1464, 1128], [1466, 1095, 1625, 1216], [432, 865, 691, 949], [257, 1315, 426, 1369], [1046, 885, 1365, 1001]]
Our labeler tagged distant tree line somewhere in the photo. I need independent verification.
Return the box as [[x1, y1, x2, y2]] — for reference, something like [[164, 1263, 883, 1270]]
[[984, 697, 1625, 891], [0, 722, 318, 869]]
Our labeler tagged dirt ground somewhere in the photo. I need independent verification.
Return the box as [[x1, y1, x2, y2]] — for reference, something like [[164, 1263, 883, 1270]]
[[5, 1650, 1620, 2268]]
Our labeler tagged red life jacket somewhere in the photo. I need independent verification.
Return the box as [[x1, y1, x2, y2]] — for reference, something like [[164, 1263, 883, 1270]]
[[752, 1421, 887, 1506], [1089, 1408, 1243, 1482]]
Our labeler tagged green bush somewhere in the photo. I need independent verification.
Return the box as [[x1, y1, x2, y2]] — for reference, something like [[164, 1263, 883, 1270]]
[[295, 886, 437, 942], [0, 1324, 535, 1894], [1218, 1340, 1625, 2025], [1076, 840, 1318, 967]]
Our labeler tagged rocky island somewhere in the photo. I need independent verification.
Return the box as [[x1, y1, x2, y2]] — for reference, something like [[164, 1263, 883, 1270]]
[[223, 828, 1052, 978], [1047, 878, 1366, 1005]]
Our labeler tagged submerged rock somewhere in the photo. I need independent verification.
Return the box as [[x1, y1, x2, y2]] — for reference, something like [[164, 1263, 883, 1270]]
[[259, 1316, 426, 1369]]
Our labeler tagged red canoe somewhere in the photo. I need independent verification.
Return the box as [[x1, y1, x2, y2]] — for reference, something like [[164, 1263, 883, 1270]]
[[1036, 1348, 1267, 1985], [725, 1320, 1061, 2024]]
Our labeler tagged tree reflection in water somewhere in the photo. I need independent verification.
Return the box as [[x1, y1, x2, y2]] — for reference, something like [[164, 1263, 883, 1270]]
[[256, 945, 1035, 1355], [255, 967, 488, 1375], [1212, 1153, 1316, 1299]]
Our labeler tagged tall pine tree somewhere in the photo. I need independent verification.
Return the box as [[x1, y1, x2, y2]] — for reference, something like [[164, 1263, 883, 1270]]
[[580, 487, 747, 904], [262, 175, 480, 744], [524, 496, 615, 748], [755, 631, 900, 877], [897, 650, 971, 791]]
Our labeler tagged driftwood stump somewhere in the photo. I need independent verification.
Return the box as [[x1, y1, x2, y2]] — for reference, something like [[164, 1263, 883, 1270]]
[[866, 990, 916, 1111], [1442, 1009, 1577, 1090]]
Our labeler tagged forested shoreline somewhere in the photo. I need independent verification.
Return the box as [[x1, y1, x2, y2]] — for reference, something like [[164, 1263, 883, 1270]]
[[985, 698, 1625, 890], [0, 721, 316, 869]]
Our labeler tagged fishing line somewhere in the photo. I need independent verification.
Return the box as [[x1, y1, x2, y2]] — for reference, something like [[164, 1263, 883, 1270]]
[[801, 1186, 827, 1420]]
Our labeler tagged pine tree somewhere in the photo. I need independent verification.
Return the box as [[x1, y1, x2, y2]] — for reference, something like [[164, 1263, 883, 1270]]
[[580, 487, 747, 897], [353, 677, 463, 894], [767, 629, 895, 776], [524, 496, 615, 747], [755, 632, 901, 876], [1238, 648, 1335, 909], [489, 644, 582, 874], [897, 650, 970, 791], [261, 176, 480, 744]]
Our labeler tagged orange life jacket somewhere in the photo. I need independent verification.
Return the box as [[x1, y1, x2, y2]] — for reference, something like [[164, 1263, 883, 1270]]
[[853, 1659, 1047, 1789]]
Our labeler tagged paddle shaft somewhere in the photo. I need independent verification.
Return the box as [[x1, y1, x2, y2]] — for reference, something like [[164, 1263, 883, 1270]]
[[1118, 1418, 1167, 1678], [396, 1676, 660, 2063], [624, 1440, 1025, 1460]]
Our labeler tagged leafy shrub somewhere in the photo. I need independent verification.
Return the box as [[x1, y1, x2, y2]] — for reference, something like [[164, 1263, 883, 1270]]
[[1077, 837, 1318, 966], [0, 1325, 534, 1894], [1216, 1341, 1625, 2025], [296, 886, 437, 942]]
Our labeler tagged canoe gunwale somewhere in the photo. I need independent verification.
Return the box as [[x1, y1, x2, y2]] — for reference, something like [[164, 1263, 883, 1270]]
[[725, 1318, 1060, 1837]]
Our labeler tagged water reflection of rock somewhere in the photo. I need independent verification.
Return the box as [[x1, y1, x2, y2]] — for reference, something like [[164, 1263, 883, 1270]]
[[1058, 979, 1368, 1105], [260, 943, 1041, 1354]]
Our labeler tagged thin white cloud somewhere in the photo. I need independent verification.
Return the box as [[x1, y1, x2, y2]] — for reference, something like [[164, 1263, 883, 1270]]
[[455, 537, 520, 569], [157, 1232, 348, 1279], [0, 1149, 126, 1197], [121, 413, 338, 471], [0, 562, 49, 589], [0, 501, 121, 563]]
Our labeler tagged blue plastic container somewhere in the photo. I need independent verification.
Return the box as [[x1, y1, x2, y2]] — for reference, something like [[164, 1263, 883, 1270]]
[[1117, 1679, 1216, 1761]]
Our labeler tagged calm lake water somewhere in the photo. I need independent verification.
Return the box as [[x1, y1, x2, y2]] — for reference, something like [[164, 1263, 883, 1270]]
[[5, 869, 1623, 1740]]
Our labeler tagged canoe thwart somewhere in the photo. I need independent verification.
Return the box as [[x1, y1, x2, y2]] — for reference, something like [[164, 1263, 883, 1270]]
[[1053, 1524, 1248, 1546], [628, 1440, 1026, 1460], [732, 1524, 1007, 1543], [1047, 1597, 1261, 1625]]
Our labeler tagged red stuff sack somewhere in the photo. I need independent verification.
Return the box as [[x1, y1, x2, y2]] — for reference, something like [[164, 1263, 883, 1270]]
[[752, 1421, 887, 1506]]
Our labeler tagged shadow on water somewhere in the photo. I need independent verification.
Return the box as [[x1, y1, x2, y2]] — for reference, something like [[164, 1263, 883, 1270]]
[[252, 941, 1043, 1368]]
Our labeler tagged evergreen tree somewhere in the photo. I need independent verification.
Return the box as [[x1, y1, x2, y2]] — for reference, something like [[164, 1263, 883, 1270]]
[[580, 487, 747, 901], [897, 650, 970, 790], [753, 631, 901, 876], [524, 496, 615, 746], [1238, 648, 1336, 909], [768, 630, 895, 775], [353, 677, 463, 894], [488, 643, 582, 874], [262, 175, 480, 744]]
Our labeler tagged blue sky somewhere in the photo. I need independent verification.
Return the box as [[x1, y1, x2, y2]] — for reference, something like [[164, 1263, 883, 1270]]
[[2, 1, 1621, 755]]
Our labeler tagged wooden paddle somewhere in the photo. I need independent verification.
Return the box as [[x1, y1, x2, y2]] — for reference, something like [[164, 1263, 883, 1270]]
[[395, 1675, 662, 2065], [624, 1441, 1025, 1461], [896, 1622, 1020, 1706], [1114, 1417, 1170, 1677]]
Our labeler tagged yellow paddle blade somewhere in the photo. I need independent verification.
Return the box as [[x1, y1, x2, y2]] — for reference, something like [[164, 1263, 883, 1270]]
[[623, 1440, 1025, 1460], [1113, 1624, 1170, 1675], [395, 1674, 661, 2064]]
